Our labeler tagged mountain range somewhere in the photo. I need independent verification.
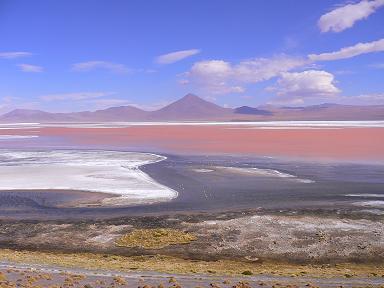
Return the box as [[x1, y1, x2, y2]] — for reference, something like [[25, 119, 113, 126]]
[[1, 94, 383, 122]]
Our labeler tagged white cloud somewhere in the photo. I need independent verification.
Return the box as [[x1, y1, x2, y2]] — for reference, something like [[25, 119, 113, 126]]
[[232, 56, 309, 83], [188, 60, 232, 83], [184, 60, 242, 94], [0, 52, 32, 59], [308, 38, 384, 61], [182, 38, 384, 96], [269, 70, 340, 103], [184, 56, 308, 95], [156, 49, 200, 64], [40, 91, 114, 101], [17, 64, 44, 73], [318, 0, 384, 33], [267, 70, 384, 106], [190, 60, 232, 78], [72, 61, 130, 73]]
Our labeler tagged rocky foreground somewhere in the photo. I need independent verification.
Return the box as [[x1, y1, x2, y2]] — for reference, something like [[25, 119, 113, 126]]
[[0, 211, 384, 287], [0, 211, 383, 263]]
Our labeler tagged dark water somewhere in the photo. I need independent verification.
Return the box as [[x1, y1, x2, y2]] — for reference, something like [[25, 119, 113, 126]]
[[142, 155, 384, 211], [0, 153, 383, 220]]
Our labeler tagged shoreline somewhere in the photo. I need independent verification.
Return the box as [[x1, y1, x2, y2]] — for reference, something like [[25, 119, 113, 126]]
[[0, 150, 178, 208]]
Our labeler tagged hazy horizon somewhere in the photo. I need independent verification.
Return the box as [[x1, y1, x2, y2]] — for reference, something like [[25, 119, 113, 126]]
[[2, 93, 384, 116]]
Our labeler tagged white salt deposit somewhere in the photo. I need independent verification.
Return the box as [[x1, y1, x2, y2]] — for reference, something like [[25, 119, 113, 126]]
[[346, 194, 384, 198], [192, 168, 215, 173], [215, 166, 314, 183], [0, 135, 38, 140], [0, 150, 177, 205]]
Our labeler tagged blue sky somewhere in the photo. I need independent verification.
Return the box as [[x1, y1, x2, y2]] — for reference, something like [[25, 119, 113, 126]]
[[0, 0, 384, 112]]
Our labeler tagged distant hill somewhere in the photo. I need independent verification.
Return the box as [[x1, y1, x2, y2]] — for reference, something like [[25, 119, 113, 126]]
[[234, 106, 273, 116], [71, 106, 148, 121], [149, 94, 232, 120], [273, 103, 384, 120], [1, 94, 383, 122], [0, 109, 73, 122], [0, 106, 148, 122]]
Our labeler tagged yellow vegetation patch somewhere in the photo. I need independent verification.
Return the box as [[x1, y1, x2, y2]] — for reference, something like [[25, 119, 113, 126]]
[[115, 228, 196, 249]]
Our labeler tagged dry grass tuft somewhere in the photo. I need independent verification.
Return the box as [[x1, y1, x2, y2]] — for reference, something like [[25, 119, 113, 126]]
[[115, 228, 196, 249]]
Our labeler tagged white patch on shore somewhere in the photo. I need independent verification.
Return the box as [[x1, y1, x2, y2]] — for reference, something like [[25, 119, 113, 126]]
[[192, 168, 215, 173], [0, 150, 177, 206], [346, 194, 384, 198], [216, 166, 314, 183], [0, 135, 38, 140]]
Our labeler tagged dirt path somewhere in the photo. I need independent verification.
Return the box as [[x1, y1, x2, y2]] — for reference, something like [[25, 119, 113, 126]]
[[1, 261, 384, 288]]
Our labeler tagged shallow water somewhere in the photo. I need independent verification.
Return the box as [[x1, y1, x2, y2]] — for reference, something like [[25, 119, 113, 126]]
[[0, 151, 383, 219]]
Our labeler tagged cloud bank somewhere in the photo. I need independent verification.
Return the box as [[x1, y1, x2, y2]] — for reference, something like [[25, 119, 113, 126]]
[[182, 36, 384, 104], [184, 56, 308, 94], [309, 38, 384, 61], [318, 0, 384, 33], [269, 70, 340, 104]]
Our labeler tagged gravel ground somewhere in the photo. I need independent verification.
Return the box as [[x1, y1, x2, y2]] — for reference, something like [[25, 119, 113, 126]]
[[1, 261, 384, 288]]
